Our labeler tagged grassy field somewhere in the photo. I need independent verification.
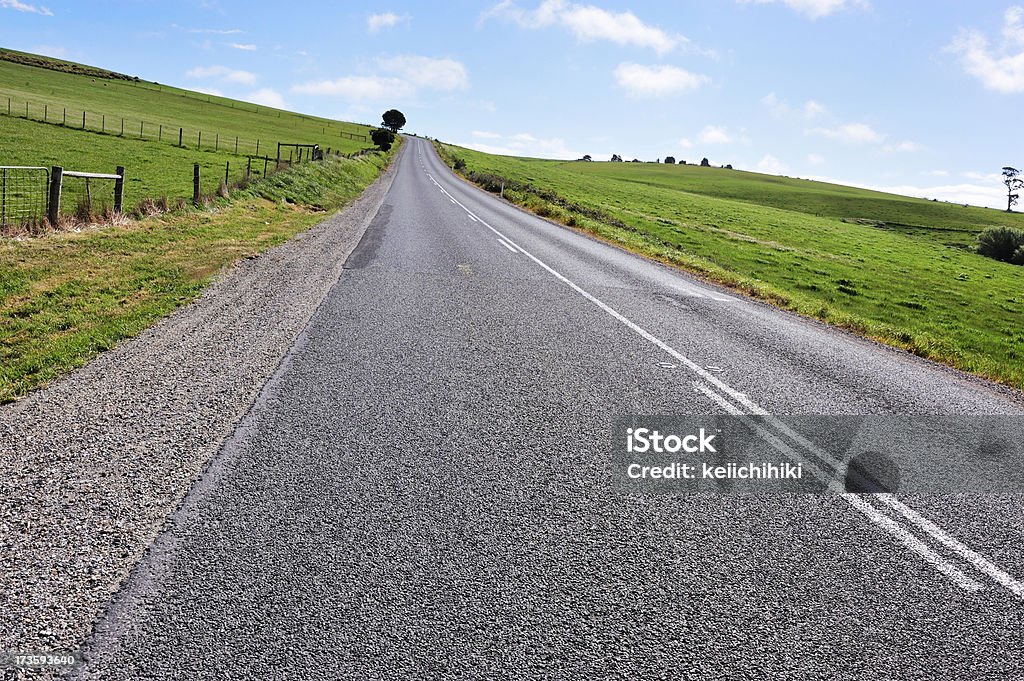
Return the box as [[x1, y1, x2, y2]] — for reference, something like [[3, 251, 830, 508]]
[[0, 149, 394, 403], [0, 50, 375, 218], [437, 142, 1024, 390]]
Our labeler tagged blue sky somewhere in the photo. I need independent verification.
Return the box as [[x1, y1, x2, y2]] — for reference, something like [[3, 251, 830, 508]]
[[1, 1, 1023, 207]]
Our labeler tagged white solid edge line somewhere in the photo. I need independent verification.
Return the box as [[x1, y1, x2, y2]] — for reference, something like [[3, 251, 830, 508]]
[[693, 383, 984, 592], [430, 153, 1017, 596], [497, 238, 518, 253]]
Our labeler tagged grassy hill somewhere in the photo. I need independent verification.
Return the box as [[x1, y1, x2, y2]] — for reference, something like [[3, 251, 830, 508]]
[[0, 50, 394, 402], [0, 51, 374, 214], [437, 143, 1024, 389]]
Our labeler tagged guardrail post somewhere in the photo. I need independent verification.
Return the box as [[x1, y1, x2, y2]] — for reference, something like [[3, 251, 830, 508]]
[[114, 166, 125, 213], [193, 163, 201, 207], [48, 166, 63, 225]]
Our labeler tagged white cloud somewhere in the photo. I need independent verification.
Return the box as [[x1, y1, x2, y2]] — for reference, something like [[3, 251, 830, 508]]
[[882, 140, 923, 153], [484, 0, 683, 54], [809, 122, 884, 144], [186, 64, 257, 85], [291, 55, 468, 101], [613, 62, 709, 97], [292, 75, 409, 100], [762, 92, 827, 119], [679, 138, 694, 149], [377, 55, 469, 90], [0, 0, 53, 15], [803, 99, 825, 118], [458, 130, 599, 160], [368, 11, 410, 33], [698, 125, 735, 144], [246, 87, 285, 108], [472, 130, 503, 139], [807, 153, 826, 165], [737, 0, 867, 20], [800, 173, 1007, 209], [949, 6, 1024, 93], [923, 169, 949, 177], [228, 43, 256, 51], [757, 154, 788, 174], [187, 27, 242, 34], [193, 87, 224, 97]]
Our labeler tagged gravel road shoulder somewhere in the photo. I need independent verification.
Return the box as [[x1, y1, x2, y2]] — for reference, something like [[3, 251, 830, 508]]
[[0, 147, 400, 676]]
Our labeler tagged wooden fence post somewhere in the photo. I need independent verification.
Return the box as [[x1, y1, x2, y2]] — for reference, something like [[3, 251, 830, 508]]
[[114, 166, 125, 213], [234, 137, 238, 154], [256, 140, 260, 156], [44, 104, 47, 122], [193, 163, 201, 207], [224, 161, 229, 186], [159, 124, 162, 141], [102, 114, 105, 133], [48, 166, 63, 225], [246, 157, 251, 178], [264, 157, 268, 177], [82, 111, 86, 129], [140, 121, 144, 138], [199, 131, 202, 149], [215, 133, 219, 151], [179, 127, 183, 147]]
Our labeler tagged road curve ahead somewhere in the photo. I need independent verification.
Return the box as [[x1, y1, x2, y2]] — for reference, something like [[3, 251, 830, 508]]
[[76, 137, 1024, 679]]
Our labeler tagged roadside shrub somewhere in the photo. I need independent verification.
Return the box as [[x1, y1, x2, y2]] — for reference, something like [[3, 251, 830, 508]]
[[452, 157, 466, 172], [977, 226, 1024, 262], [1013, 246, 1024, 266]]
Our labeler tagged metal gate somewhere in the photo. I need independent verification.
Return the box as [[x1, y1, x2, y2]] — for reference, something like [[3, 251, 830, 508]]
[[0, 166, 49, 229]]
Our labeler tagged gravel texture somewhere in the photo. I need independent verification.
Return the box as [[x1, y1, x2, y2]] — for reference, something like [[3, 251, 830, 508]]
[[0, 151, 399, 678]]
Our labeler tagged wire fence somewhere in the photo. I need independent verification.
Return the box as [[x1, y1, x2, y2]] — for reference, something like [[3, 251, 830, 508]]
[[0, 92, 370, 159], [0, 166, 48, 229]]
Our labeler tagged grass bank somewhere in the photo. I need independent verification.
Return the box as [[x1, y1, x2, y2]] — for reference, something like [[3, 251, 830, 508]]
[[435, 142, 1024, 390], [0, 147, 394, 403]]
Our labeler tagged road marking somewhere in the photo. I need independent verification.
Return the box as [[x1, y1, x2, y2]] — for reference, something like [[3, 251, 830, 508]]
[[425, 162, 1023, 598], [497, 238, 518, 253], [692, 382, 985, 592]]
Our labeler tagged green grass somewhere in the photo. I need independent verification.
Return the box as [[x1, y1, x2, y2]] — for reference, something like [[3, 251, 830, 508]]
[[436, 142, 1024, 390], [0, 51, 376, 217], [0, 149, 393, 403]]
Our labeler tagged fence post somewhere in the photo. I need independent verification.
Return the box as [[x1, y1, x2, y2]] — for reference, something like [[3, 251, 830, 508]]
[[199, 131, 202, 149], [121, 118, 124, 136], [256, 140, 260, 156], [277, 143, 281, 164], [246, 157, 251, 178], [82, 111, 86, 129], [159, 124, 162, 141], [7, 97, 9, 115], [25, 102, 28, 118], [1, 168, 6, 226], [44, 104, 47, 122], [224, 161, 229, 186], [102, 114, 105, 133], [62, 107, 65, 125], [235, 137, 238, 154], [140, 121, 144, 138], [264, 157, 268, 177], [48, 166, 63, 225], [193, 163, 201, 207], [215, 133, 219, 151], [114, 166, 125, 213], [179, 127, 183, 147]]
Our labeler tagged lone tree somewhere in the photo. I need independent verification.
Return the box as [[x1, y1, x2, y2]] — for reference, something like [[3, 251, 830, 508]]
[[382, 109, 406, 133], [1003, 167, 1023, 212], [700, 157, 711, 167], [610, 154, 623, 162], [664, 156, 676, 164], [371, 128, 395, 151]]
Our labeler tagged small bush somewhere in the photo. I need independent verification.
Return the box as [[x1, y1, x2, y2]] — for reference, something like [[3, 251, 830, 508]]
[[1013, 246, 1024, 266], [977, 226, 1024, 262], [452, 157, 466, 172]]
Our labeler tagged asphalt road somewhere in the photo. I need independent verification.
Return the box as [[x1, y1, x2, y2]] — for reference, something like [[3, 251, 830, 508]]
[[75, 137, 1024, 679]]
